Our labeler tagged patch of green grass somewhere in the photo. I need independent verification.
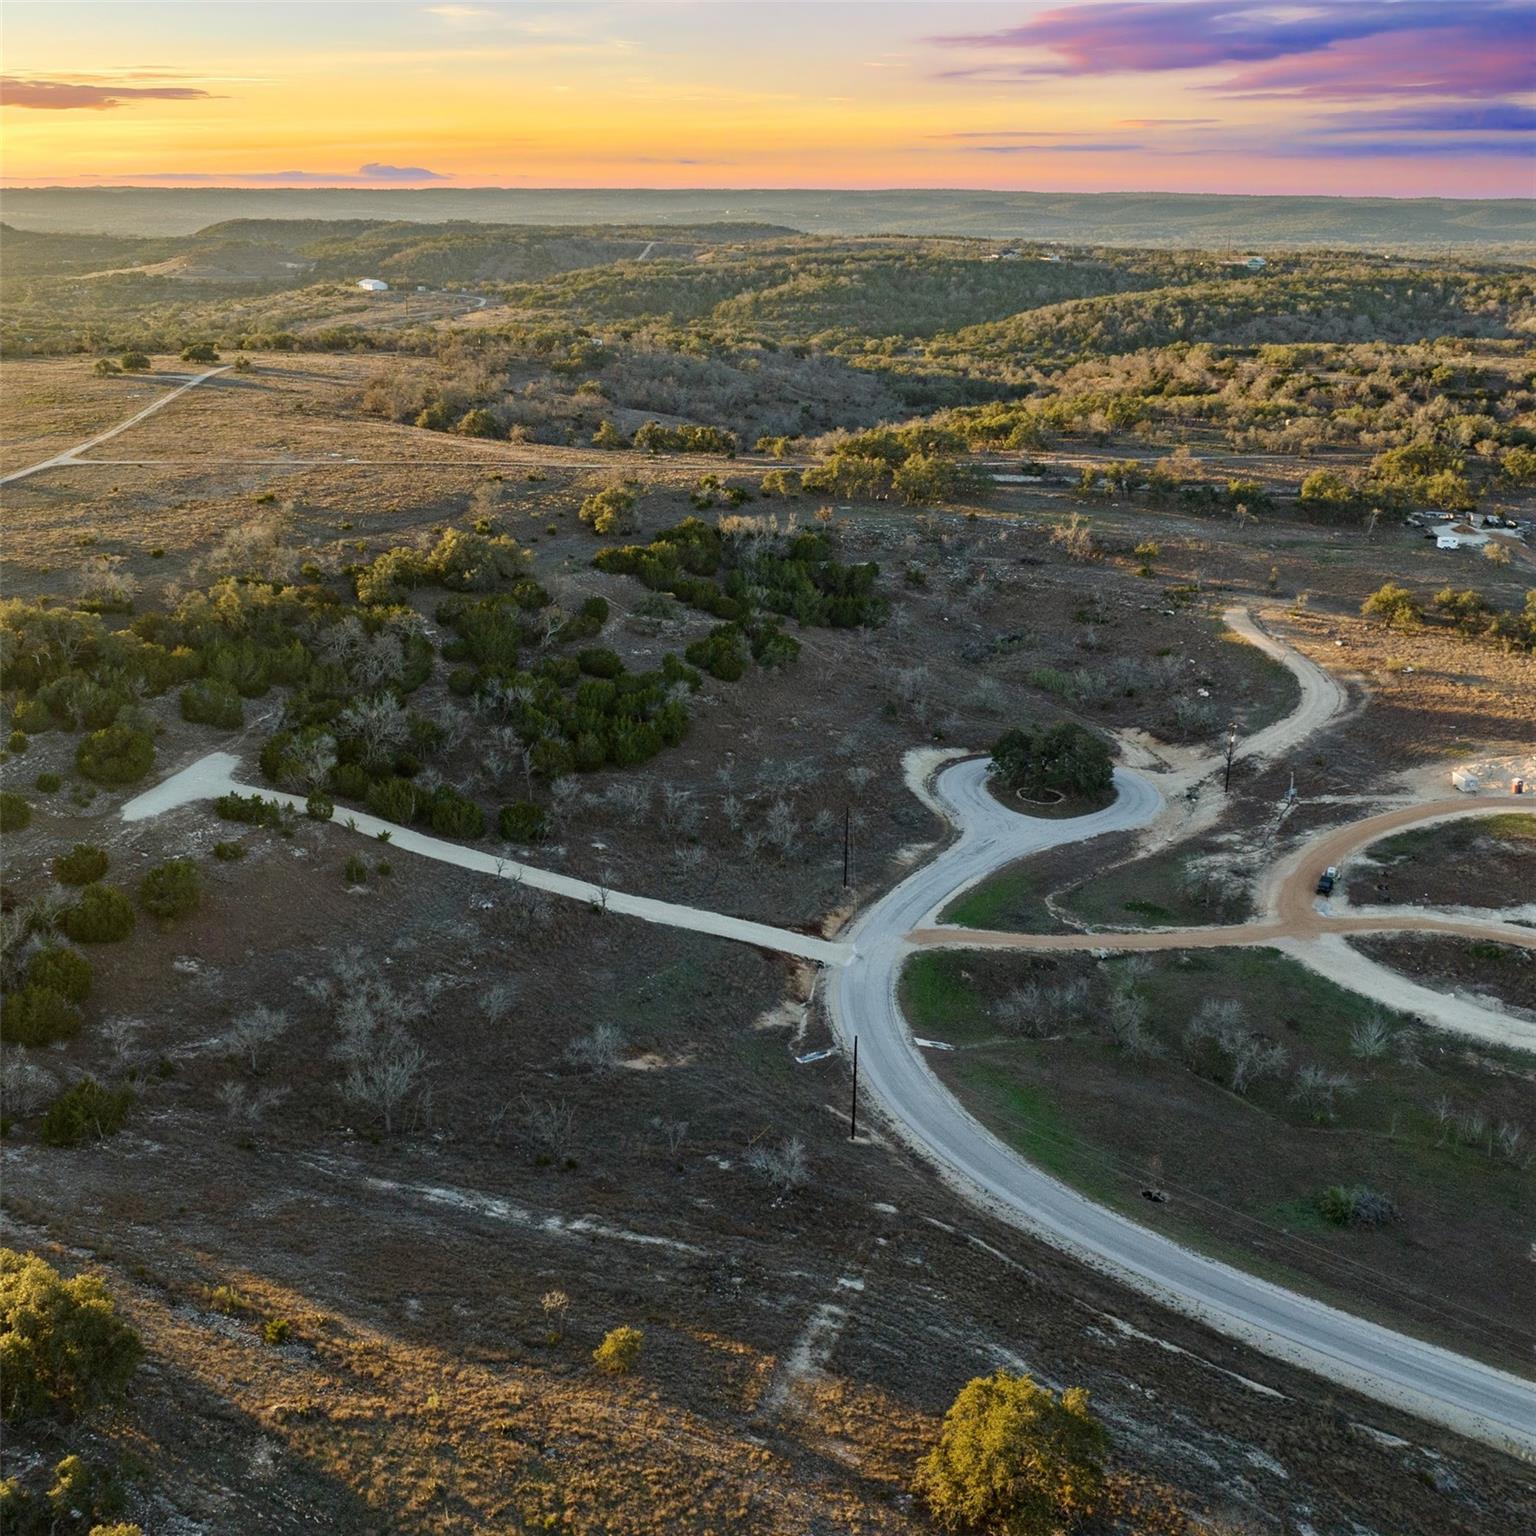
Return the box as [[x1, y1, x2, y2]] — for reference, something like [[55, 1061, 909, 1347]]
[[1264, 1196, 1333, 1233], [899, 951, 993, 1043], [1059, 848, 1249, 930], [952, 1057, 1118, 1203], [942, 864, 1054, 931], [1217, 626, 1301, 734], [911, 944, 1535, 1366]]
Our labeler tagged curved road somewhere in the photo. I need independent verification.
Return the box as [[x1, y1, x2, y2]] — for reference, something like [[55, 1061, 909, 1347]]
[[119, 614, 1536, 1452], [827, 720, 1536, 1454]]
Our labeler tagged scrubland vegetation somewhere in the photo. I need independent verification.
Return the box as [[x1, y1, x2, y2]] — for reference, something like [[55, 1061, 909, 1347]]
[[2, 205, 1534, 1533]]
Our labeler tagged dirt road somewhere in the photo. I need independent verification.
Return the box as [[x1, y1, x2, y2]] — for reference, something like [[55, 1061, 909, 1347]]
[[0, 364, 231, 486], [917, 789, 1536, 1050]]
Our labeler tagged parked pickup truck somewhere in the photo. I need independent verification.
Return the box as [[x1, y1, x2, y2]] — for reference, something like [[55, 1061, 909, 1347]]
[[1315, 866, 1338, 897]]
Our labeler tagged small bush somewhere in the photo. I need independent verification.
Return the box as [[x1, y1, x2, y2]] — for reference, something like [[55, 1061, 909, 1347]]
[[578, 485, 637, 536], [75, 726, 154, 787], [428, 789, 485, 839], [0, 793, 32, 833], [914, 1371, 1108, 1536], [1316, 1185, 1397, 1228], [576, 647, 624, 679], [180, 341, 218, 363], [262, 1318, 292, 1346], [34, 772, 62, 793], [215, 792, 288, 828], [137, 860, 201, 922], [38, 1079, 134, 1147], [305, 791, 334, 822], [13, 698, 51, 734], [365, 777, 419, 825], [7, 730, 27, 753], [213, 840, 245, 861], [208, 1285, 255, 1316], [343, 855, 369, 887], [592, 1325, 643, 1375], [0, 1249, 143, 1422], [499, 801, 548, 843], [0, 987, 83, 1048], [180, 678, 244, 730], [55, 844, 110, 886], [60, 885, 135, 944], [330, 762, 370, 799], [25, 946, 93, 1004]]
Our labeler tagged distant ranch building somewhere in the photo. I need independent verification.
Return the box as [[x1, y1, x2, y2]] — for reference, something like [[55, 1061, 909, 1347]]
[[357, 278, 389, 292]]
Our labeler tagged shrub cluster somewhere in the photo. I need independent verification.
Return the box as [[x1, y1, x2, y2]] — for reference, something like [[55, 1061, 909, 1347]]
[[59, 885, 135, 944], [179, 677, 244, 729], [0, 1249, 143, 1422], [0, 987, 83, 1048], [353, 527, 531, 606], [0, 792, 31, 832], [137, 859, 201, 922], [75, 725, 154, 786], [54, 844, 109, 885], [38, 1079, 135, 1147], [633, 420, 737, 456], [593, 517, 888, 630]]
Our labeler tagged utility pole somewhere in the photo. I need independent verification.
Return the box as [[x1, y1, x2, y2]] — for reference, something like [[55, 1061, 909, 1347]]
[[849, 1035, 858, 1140], [842, 805, 852, 888], [1223, 721, 1239, 794]]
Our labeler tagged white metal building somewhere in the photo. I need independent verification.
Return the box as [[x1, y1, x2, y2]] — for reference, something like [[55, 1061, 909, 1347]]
[[357, 278, 389, 292]]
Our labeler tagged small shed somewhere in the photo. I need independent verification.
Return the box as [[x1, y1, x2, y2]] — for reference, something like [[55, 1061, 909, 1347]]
[[357, 278, 389, 292]]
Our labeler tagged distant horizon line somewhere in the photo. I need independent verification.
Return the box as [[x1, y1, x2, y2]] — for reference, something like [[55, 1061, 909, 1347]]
[[3, 182, 1534, 205]]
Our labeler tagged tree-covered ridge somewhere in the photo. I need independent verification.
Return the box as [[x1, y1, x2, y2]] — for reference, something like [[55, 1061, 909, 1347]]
[[504, 243, 1208, 337], [925, 266, 1536, 370]]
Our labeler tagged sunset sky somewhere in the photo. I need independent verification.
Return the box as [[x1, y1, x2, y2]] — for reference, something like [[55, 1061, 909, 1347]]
[[2, 1, 1532, 196]]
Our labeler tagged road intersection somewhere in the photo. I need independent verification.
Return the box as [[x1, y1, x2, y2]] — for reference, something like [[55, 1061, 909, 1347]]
[[121, 610, 1536, 1453]]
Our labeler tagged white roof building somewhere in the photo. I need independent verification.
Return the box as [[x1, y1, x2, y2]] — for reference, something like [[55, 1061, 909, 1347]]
[[357, 278, 389, 292]]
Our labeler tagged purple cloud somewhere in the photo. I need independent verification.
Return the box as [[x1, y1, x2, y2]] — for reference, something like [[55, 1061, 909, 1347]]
[[358, 162, 449, 181], [1, 75, 216, 109], [1285, 137, 1536, 159], [1319, 103, 1536, 134], [961, 142, 1144, 154], [932, 2, 1535, 99], [124, 164, 449, 184], [930, 130, 1121, 139]]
